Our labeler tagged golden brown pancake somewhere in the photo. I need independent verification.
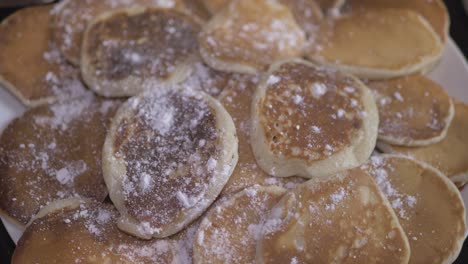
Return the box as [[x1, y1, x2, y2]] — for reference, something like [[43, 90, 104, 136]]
[[368, 74, 454, 146], [52, 0, 192, 65], [81, 7, 201, 97], [345, 0, 449, 43], [251, 59, 378, 178], [218, 73, 305, 195], [378, 101, 468, 187], [102, 87, 238, 239], [193, 185, 286, 263], [0, 95, 120, 227], [199, 0, 305, 74], [363, 155, 466, 264], [0, 5, 86, 107], [12, 199, 191, 263], [306, 8, 443, 80], [256, 168, 410, 264]]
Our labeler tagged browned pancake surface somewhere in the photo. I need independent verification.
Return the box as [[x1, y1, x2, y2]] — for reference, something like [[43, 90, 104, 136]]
[[0, 5, 85, 106], [368, 75, 453, 145], [380, 101, 468, 186], [259, 62, 365, 163], [12, 200, 189, 263], [219, 74, 305, 194], [0, 96, 119, 225], [199, 0, 305, 73], [363, 155, 466, 264], [257, 168, 410, 264]]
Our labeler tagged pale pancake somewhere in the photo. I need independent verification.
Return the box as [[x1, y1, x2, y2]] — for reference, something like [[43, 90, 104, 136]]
[[251, 59, 378, 178], [368, 74, 454, 146], [199, 0, 305, 74], [0, 96, 120, 227], [193, 185, 286, 263], [0, 5, 86, 107], [378, 101, 468, 187], [306, 8, 443, 80], [81, 7, 201, 97], [363, 155, 466, 264], [218, 73, 305, 195], [256, 168, 410, 264], [102, 87, 238, 239], [345, 0, 449, 43], [12, 199, 191, 263], [51, 0, 190, 65]]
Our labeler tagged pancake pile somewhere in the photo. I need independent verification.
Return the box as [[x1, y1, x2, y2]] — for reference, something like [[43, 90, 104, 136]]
[[0, 0, 466, 263]]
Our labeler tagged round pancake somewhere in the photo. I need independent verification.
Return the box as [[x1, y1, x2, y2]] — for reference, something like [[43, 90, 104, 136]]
[[251, 59, 378, 178], [51, 0, 190, 65], [81, 7, 201, 97], [256, 168, 410, 264], [363, 155, 466, 264], [378, 101, 468, 187], [345, 0, 449, 43], [218, 73, 305, 195], [368, 74, 454, 146], [199, 0, 305, 74], [193, 185, 287, 263], [0, 96, 120, 227], [12, 198, 191, 263], [103, 87, 238, 239], [306, 8, 443, 80], [0, 5, 87, 107]]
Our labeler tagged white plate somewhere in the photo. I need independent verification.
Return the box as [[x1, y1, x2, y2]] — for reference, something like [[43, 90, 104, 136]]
[[1, 38, 468, 245]]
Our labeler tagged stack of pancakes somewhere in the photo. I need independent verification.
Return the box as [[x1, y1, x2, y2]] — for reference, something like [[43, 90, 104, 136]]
[[0, 0, 466, 263]]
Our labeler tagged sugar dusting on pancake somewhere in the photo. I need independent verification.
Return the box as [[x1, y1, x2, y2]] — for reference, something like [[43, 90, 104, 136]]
[[199, 0, 305, 73], [0, 5, 87, 106], [193, 185, 286, 263], [103, 86, 238, 238], [81, 7, 201, 97], [12, 199, 193, 263], [256, 168, 410, 264], [0, 96, 120, 226]]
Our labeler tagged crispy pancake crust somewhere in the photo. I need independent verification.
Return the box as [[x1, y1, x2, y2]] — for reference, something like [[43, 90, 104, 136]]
[[306, 8, 443, 80], [363, 155, 466, 264], [81, 7, 201, 97], [12, 198, 191, 263], [368, 75, 454, 146], [251, 59, 378, 178], [103, 87, 238, 239], [378, 101, 468, 187], [0, 96, 119, 226], [199, 0, 305, 74], [193, 185, 286, 263], [0, 5, 85, 107], [256, 168, 410, 264]]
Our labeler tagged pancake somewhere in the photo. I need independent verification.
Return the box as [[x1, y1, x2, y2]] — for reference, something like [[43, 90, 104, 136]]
[[0, 5, 86, 107], [363, 155, 466, 264], [81, 7, 201, 97], [306, 8, 443, 80], [102, 87, 238, 239], [51, 0, 190, 65], [198, 0, 305, 74], [193, 185, 287, 263], [251, 59, 378, 178], [367, 74, 454, 146], [0, 95, 120, 227], [256, 168, 410, 264], [218, 73, 305, 195], [378, 101, 468, 187], [345, 0, 449, 43], [12, 198, 191, 263]]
